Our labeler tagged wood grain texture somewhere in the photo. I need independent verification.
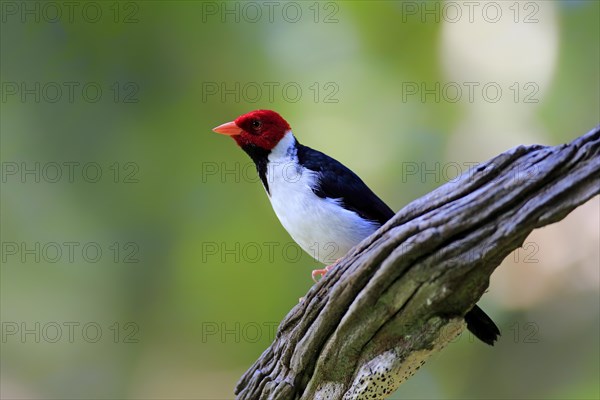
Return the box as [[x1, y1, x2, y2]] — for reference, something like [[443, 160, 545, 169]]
[[235, 126, 600, 400]]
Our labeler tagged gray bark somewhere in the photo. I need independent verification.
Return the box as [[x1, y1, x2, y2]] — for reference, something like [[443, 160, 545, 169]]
[[235, 126, 600, 400]]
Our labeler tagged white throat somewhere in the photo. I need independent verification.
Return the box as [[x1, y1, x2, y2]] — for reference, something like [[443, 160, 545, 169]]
[[269, 130, 296, 160]]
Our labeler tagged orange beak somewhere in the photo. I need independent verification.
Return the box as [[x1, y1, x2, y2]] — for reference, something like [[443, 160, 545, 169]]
[[212, 121, 243, 136]]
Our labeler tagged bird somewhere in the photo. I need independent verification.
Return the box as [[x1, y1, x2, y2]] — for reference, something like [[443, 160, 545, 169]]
[[212, 109, 500, 345]]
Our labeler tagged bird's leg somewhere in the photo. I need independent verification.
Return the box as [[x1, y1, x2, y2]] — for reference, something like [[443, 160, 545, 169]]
[[311, 259, 341, 282]]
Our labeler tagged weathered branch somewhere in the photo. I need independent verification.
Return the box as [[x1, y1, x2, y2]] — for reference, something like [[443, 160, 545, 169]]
[[235, 126, 600, 400]]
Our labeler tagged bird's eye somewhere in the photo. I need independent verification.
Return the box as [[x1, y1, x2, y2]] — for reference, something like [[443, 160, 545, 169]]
[[251, 120, 262, 129]]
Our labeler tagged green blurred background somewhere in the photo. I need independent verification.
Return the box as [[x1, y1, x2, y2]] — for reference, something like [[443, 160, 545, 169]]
[[1, 1, 598, 399]]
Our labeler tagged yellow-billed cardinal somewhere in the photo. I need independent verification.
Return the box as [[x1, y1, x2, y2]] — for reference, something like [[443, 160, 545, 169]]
[[213, 109, 500, 345]]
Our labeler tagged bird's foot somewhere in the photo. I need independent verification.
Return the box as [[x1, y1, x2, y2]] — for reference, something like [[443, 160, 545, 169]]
[[311, 259, 340, 283]]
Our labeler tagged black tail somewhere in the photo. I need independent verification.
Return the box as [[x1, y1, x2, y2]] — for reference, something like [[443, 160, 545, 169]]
[[464, 305, 500, 346]]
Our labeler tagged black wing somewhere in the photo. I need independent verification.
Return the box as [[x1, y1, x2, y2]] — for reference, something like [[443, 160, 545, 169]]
[[296, 144, 395, 226]]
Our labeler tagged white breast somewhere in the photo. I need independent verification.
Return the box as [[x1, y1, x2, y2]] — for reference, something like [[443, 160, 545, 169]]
[[264, 131, 378, 264]]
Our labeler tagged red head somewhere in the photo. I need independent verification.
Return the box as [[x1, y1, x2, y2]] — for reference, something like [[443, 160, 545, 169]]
[[212, 110, 292, 150]]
